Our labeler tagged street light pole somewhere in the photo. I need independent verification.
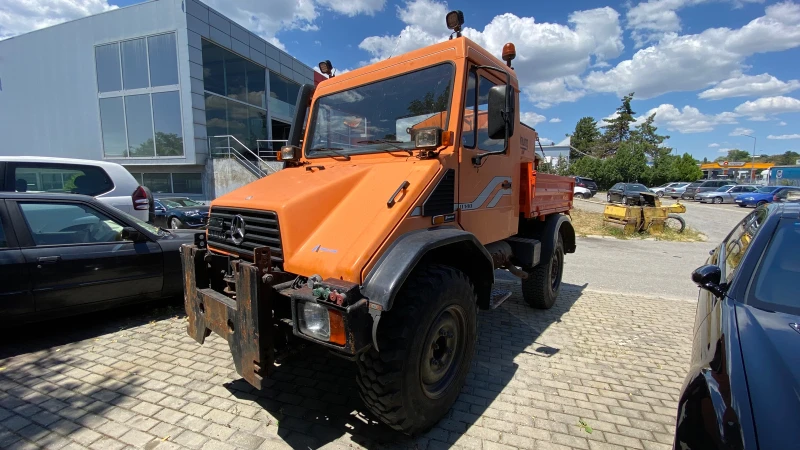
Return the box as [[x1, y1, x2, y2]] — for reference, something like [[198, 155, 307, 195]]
[[743, 134, 756, 183]]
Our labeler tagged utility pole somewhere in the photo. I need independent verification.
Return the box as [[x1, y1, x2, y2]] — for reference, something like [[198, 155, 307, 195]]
[[743, 134, 756, 183]]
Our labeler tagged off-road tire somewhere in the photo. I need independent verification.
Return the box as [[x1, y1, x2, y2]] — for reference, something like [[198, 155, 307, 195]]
[[666, 214, 686, 233], [521, 235, 564, 309], [356, 265, 477, 436]]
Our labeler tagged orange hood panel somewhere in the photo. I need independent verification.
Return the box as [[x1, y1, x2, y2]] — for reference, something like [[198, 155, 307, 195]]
[[211, 159, 442, 283]]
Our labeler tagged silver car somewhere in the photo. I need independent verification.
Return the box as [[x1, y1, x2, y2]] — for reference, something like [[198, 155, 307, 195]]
[[697, 185, 758, 204]]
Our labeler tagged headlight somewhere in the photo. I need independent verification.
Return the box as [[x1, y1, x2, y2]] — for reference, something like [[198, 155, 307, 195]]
[[298, 302, 330, 341], [185, 211, 199, 216]]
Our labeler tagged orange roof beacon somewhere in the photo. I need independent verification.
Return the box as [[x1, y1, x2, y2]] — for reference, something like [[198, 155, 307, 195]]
[[182, 10, 576, 435]]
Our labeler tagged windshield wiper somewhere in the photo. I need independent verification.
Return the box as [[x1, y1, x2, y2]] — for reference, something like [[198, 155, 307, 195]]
[[309, 147, 351, 160], [356, 139, 413, 156]]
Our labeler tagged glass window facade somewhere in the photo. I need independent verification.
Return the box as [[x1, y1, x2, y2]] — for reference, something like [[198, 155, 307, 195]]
[[204, 93, 266, 150], [269, 72, 300, 105], [201, 39, 268, 108], [130, 172, 203, 194], [95, 32, 183, 158]]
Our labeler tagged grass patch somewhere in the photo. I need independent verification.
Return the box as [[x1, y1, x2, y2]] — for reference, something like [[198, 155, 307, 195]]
[[570, 208, 705, 242]]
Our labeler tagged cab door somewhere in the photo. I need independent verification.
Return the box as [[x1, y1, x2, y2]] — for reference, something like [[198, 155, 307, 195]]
[[457, 66, 517, 244], [0, 200, 34, 317]]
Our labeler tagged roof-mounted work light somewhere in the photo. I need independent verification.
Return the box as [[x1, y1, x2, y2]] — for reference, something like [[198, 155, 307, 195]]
[[446, 10, 464, 39], [318, 60, 334, 78]]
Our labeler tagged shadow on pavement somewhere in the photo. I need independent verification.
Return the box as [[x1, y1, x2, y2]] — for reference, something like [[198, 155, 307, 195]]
[[223, 277, 588, 449]]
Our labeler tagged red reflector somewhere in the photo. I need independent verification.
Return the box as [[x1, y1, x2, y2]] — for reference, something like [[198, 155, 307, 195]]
[[132, 186, 149, 210]]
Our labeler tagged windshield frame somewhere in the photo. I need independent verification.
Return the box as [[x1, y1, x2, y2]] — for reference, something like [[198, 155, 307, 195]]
[[304, 62, 456, 160]]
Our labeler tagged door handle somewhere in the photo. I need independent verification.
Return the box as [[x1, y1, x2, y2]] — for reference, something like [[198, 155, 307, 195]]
[[37, 256, 61, 265]]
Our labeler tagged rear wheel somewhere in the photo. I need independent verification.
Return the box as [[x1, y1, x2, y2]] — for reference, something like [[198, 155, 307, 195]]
[[521, 235, 564, 309], [169, 217, 183, 229], [356, 265, 477, 435], [665, 214, 686, 233], [715, 197, 723, 204]]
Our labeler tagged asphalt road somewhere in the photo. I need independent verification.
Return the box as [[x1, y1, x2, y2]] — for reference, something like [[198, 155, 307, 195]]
[[558, 194, 751, 301]]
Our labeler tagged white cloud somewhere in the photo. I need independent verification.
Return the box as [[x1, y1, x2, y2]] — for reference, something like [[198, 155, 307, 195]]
[[639, 104, 738, 133], [315, 0, 386, 16], [718, 147, 733, 153], [539, 137, 555, 145], [779, 121, 788, 126], [587, 2, 800, 99], [549, 118, 562, 123], [0, 0, 116, 39], [709, 143, 720, 147], [699, 73, 800, 100], [521, 112, 547, 126], [734, 96, 800, 116], [767, 134, 800, 139], [729, 127, 754, 136], [359, 0, 623, 108]]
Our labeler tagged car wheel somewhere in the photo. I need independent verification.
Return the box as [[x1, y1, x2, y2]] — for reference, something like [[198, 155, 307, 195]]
[[169, 217, 183, 229], [738, 204, 747, 208], [606, 193, 612, 203], [756, 200, 767, 207], [622, 195, 628, 205], [715, 197, 723, 204], [657, 191, 664, 198]]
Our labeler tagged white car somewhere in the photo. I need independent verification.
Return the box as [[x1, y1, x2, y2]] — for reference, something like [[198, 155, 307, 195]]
[[0, 156, 151, 221]]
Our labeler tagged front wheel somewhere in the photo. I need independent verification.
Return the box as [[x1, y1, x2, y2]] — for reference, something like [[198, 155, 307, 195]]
[[521, 235, 564, 309], [356, 265, 477, 436], [715, 197, 723, 204], [606, 193, 612, 203], [169, 217, 183, 229]]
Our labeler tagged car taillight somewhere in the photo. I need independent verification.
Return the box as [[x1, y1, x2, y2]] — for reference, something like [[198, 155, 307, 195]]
[[132, 186, 149, 210], [773, 195, 779, 202], [578, 183, 585, 187]]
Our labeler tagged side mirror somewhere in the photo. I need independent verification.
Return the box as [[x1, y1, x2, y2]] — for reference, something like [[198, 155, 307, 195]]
[[121, 226, 147, 242], [691, 265, 726, 298], [487, 85, 514, 140]]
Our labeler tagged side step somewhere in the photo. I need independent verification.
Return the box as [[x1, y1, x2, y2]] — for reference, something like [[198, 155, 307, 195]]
[[489, 288, 512, 309]]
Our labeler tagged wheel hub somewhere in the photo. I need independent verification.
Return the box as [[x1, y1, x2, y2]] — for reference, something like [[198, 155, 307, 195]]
[[420, 305, 465, 399]]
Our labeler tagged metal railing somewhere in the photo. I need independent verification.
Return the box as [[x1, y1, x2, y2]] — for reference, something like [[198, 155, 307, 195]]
[[256, 139, 288, 160], [208, 135, 280, 178]]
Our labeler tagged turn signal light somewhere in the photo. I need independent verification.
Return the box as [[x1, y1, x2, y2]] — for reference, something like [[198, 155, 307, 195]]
[[441, 130, 454, 147], [328, 310, 346, 346]]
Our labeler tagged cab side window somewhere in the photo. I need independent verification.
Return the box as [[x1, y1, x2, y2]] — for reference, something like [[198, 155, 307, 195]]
[[476, 76, 504, 152], [462, 71, 476, 148]]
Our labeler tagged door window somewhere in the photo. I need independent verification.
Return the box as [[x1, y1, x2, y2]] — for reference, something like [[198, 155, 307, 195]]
[[722, 208, 768, 283], [12, 164, 113, 196], [19, 202, 127, 246], [462, 71, 476, 148], [477, 76, 504, 152]]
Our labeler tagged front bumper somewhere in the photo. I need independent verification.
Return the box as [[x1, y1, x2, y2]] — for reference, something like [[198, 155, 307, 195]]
[[181, 242, 372, 389]]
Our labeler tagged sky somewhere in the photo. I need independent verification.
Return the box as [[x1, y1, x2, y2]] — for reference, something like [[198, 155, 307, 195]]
[[2, 0, 800, 160]]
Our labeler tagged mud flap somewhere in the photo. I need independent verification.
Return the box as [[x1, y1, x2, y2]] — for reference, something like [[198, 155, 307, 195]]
[[181, 244, 274, 389]]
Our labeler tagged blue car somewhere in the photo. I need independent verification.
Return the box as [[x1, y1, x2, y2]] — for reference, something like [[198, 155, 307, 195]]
[[735, 186, 800, 207]]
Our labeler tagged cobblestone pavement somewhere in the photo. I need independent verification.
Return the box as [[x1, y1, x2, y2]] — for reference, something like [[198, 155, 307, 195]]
[[0, 279, 696, 450]]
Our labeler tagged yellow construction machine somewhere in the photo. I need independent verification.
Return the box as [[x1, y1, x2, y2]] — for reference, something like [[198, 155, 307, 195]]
[[603, 193, 686, 234]]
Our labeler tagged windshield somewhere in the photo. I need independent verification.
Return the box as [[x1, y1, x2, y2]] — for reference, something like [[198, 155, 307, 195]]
[[161, 198, 203, 208], [116, 209, 166, 236], [627, 184, 648, 192], [305, 63, 454, 158], [756, 186, 779, 193], [748, 219, 800, 315]]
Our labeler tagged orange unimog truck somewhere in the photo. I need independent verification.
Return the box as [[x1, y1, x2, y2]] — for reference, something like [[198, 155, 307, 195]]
[[182, 10, 575, 435]]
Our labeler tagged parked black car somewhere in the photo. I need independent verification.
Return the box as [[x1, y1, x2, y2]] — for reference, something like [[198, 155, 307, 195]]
[[606, 182, 651, 205], [674, 202, 800, 450], [154, 197, 209, 229], [574, 176, 598, 196], [0, 192, 195, 323], [681, 179, 736, 200]]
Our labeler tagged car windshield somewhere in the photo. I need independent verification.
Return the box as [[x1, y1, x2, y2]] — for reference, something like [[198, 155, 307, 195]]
[[627, 184, 648, 192], [305, 63, 454, 158], [748, 219, 800, 315], [716, 186, 734, 192], [160, 198, 203, 208], [756, 186, 779, 193]]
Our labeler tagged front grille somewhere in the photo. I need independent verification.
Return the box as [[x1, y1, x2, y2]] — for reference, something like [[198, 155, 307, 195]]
[[207, 207, 283, 266]]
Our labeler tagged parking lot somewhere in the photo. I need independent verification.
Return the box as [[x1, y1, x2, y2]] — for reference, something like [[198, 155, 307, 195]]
[[0, 275, 695, 450]]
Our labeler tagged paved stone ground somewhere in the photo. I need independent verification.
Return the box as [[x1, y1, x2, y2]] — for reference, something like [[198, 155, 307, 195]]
[[0, 279, 696, 450]]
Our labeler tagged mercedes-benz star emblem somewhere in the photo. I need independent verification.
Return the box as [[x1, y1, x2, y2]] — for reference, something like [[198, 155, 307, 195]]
[[230, 215, 246, 245]]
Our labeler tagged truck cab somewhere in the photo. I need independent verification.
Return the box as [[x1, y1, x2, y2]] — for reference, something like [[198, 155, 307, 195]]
[[182, 13, 575, 436]]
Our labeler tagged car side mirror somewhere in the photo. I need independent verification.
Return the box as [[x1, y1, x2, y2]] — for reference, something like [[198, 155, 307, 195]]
[[121, 226, 147, 242], [691, 264, 726, 298], [487, 85, 514, 140]]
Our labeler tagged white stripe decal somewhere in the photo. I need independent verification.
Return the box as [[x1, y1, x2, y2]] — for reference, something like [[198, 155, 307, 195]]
[[487, 188, 512, 208], [456, 176, 511, 211]]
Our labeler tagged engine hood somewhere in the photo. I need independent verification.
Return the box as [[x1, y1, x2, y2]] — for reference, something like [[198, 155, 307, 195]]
[[210, 158, 442, 282], [736, 303, 800, 448]]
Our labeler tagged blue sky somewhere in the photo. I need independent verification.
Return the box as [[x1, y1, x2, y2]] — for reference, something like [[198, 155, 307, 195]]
[[4, 0, 800, 160]]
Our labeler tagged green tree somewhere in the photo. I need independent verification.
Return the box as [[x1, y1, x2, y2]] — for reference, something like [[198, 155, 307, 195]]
[[630, 113, 671, 159], [672, 153, 703, 181], [769, 150, 800, 165], [714, 148, 750, 162], [600, 92, 636, 157], [569, 117, 601, 160], [607, 141, 648, 183]]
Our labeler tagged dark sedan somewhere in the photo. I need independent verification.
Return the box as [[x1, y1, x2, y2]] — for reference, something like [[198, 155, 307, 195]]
[[606, 182, 651, 205], [0, 192, 195, 323], [155, 197, 209, 229], [674, 202, 800, 450]]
